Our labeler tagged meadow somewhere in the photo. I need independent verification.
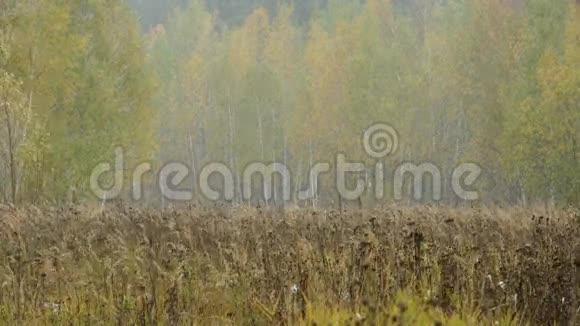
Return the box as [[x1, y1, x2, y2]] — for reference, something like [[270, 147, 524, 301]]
[[0, 205, 577, 325]]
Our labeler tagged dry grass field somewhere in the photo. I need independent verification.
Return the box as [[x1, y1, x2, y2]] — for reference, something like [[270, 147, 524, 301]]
[[0, 205, 578, 325]]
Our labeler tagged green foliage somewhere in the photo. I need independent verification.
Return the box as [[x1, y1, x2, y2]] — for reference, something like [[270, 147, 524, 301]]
[[0, 0, 577, 206], [303, 291, 524, 325], [1, 0, 155, 202], [502, 4, 580, 204]]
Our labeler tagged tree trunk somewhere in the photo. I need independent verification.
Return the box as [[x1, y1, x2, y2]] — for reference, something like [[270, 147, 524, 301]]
[[3, 103, 17, 204], [257, 106, 266, 205], [227, 102, 237, 204], [187, 132, 197, 204], [295, 155, 303, 208], [309, 141, 316, 209]]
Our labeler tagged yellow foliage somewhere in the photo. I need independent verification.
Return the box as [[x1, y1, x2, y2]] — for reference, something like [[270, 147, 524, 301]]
[[229, 7, 270, 78]]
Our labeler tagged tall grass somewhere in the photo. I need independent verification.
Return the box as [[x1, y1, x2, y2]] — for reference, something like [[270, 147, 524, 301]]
[[0, 205, 577, 325]]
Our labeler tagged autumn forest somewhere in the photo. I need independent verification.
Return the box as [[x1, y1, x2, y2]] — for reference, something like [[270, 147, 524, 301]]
[[0, 0, 578, 207]]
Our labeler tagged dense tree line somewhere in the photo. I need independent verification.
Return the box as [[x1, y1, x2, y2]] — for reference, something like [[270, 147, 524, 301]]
[[147, 0, 579, 207], [0, 0, 154, 203], [0, 0, 578, 207], [128, 0, 327, 29]]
